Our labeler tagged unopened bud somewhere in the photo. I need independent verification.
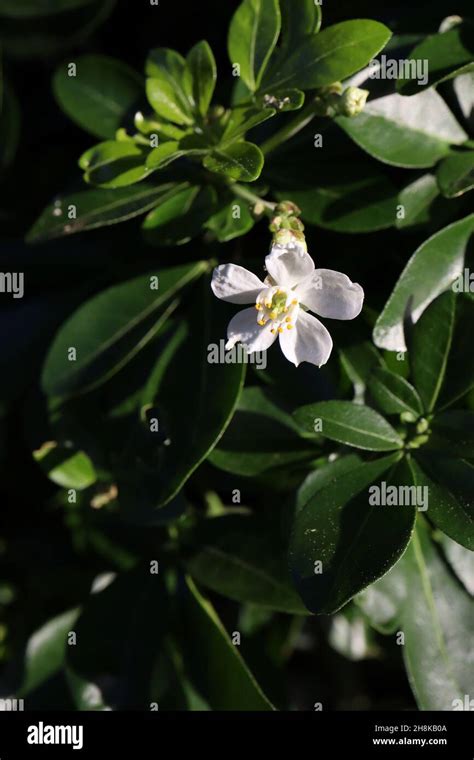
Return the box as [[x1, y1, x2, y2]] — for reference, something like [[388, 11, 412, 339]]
[[338, 87, 369, 117]]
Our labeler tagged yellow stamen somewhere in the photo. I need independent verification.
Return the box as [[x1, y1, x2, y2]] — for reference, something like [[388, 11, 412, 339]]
[[258, 319, 266, 326], [278, 327, 284, 333], [255, 303, 262, 311], [269, 310, 277, 320], [287, 324, 293, 330], [270, 328, 276, 334], [285, 316, 292, 323], [291, 299, 298, 305]]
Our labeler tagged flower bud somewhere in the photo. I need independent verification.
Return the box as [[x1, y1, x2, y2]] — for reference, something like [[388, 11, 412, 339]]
[[338, 86, 369, 117]]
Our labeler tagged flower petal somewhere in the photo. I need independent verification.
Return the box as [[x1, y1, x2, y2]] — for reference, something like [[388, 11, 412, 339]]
[[225, 307, 278, 353], [265, 241, 314, 288], [279, 311, 333, 367], [211, 264, 265, 304], [295, 268, 364, 320]]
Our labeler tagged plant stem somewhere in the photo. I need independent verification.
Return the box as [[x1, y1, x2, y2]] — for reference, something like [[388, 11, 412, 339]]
[[260, 97, 326, 155], [230, 183, 276, 212]]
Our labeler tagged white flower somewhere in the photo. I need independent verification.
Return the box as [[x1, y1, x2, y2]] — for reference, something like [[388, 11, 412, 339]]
[[211, 239, 364, 368]]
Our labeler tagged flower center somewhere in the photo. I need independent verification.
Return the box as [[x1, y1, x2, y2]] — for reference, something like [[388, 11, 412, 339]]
[[255, 287, 299, 334]]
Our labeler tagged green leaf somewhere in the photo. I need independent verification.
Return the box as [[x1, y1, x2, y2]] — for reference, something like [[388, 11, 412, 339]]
[[79, 140, 150, 189], [184, 514, 307, 614], [228, 0, 281, 92], [279, 0, 322, 51], [27, 182, 185, 242], [142, 185, 216, 246], [416, 454, 474, 550], [221, 105, 276, 144], [437, 150, 474, 198], [145, 141, 184, 170], [411, 291, 456, 412], [205, 198, 254, 242], [373, 214, 474, 351], [439, 295, 474, 408], [118, 281, 245, 512], [145, 47, 193, 118], [17, 609, 79, 696], [257, 87, 304, 112], [397, 22, 474, 95], [209, 386, 317, 476], [146, 78, 194, 125], [67, 567, 169, 708], [262, 20, 391, 90], [41, 261, 208, 398], [339, 341, 384, 403], [337, 89, 467, 169], [293, 400, 403, 451], [429, 410, 474, 458], [203, 141, 263, 181], [283, 166, 399, 233], [395, 173, 440, 229], [402, 521, 474, 710], [289, 454, 412, 613], [439, 534, 474, 596], [179, 577, 274, 709], [186, 40, 216, 116], [33, 440, 96, 489], [369, 367, 423, 417], [53, 55, 142, 139]]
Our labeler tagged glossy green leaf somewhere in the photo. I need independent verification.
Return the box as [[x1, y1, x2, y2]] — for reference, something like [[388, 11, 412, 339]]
[[257, 87, 304, 111], [221, 105, 276, 144], [402, 521, 474, 710], [146, 78, 195, 126], [397, 23, 474, 95], [33, 440, 96, 489], [263, 20, 391, 90], [228, 0, 281, 92], [290, 454, 412, 613], [53, 55, 142, 139], [337, 89, 467, 169], [145, 47, 193, 118], [209, 386, 317, 476], [42, 261, 208, 398], [409, 456, 474, 550], [437, 150, 474, 198], [142, 186, 216, 245], [411, 291, 455, 412], [369, 367, 423, 417], [186, 40, 216, 116], [339, 341, 384, 403], [439, 295, 474, 408], [17, 609, 79, 696], [27, 182, 185, 242], [283, 167, 398, 233], [293, 400, 403, 451], [79, 140, 150, 188], [279, 0, 322, 51], [203, 141, 263, 181], [395, 173, 440, 229], [373, 214, 474, 351], [145, 141, 184, 170], [184, 514, 307, 614], [118, 282, 245, 512], [205, 198, 254, 241], [179, 577, 274, 709]]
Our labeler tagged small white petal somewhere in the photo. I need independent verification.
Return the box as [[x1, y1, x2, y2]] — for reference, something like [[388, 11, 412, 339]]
[[265, 241, 315, 288], [225, 308, 277, 353], [211, 264, 265, 304], [295, 269, 364, 320], [279, 311, 333, 367]]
